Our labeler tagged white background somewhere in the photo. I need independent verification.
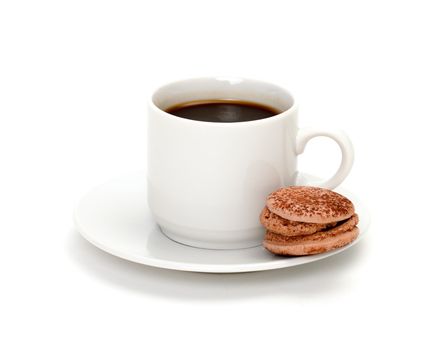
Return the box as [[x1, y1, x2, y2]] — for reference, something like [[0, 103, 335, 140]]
[[1, 0, 438, 349]]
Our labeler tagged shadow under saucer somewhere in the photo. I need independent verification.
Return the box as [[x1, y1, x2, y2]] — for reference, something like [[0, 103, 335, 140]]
[[66, 229, 369, 301]]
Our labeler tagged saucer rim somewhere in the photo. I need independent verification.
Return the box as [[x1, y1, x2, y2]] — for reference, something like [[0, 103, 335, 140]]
[[74, 173, 370, 273]]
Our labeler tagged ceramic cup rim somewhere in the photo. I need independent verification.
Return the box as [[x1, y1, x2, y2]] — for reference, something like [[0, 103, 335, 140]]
[[149, 76, 297, 128]]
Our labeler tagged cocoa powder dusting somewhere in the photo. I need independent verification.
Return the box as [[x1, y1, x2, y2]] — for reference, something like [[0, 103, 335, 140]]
[[266, 186, 355, 223]]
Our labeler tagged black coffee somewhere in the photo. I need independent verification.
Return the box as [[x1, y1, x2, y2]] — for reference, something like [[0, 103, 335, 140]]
[[165, 100, 280, 123]]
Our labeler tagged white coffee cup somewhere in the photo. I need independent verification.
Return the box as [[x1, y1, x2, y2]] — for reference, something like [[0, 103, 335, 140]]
[[147, 77, 354, 249]]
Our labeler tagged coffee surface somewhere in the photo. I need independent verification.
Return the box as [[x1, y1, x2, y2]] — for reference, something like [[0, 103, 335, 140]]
[[165, 100, 280, 123]]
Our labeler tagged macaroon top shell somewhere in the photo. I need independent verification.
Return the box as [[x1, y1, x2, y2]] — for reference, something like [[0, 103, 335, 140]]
[[266, 186, 355, 224]]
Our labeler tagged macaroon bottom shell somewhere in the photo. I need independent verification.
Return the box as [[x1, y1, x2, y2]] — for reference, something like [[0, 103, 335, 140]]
[[263, 226, 359, 256]]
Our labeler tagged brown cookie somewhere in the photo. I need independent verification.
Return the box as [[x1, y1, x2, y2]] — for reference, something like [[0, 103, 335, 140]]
[[259, 206, 337, 236], [263, 227, 359, 256], [263, 214, 359, 256], [266, 186, 355, 224]]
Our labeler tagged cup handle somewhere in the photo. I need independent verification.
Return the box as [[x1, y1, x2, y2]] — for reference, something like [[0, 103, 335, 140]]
[[295, 128, 354, 189]]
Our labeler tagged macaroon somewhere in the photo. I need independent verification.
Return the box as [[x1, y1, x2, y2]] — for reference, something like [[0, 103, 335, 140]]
[[260, 186, 359, 256]]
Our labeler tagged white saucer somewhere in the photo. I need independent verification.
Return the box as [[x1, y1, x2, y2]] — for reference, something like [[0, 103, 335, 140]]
[[74, 173, 370, 273]]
